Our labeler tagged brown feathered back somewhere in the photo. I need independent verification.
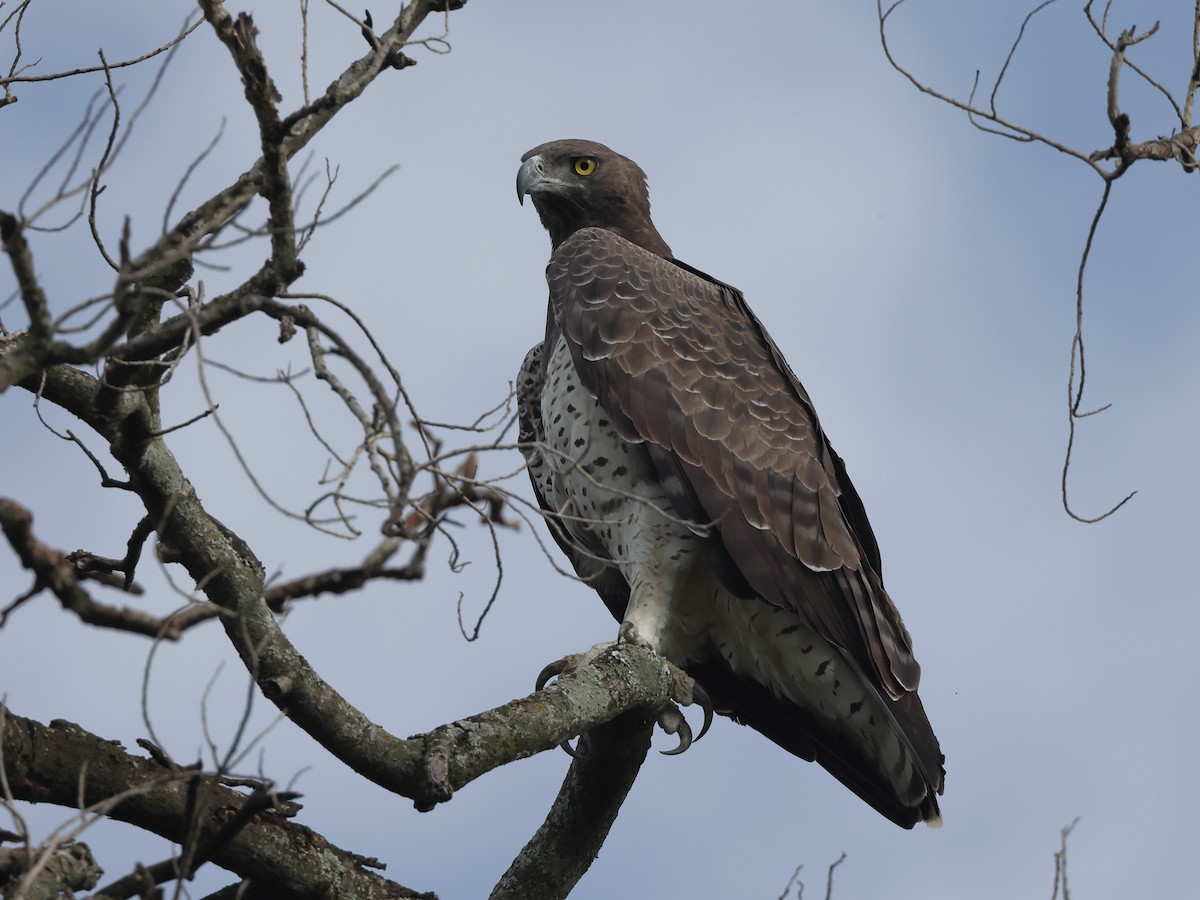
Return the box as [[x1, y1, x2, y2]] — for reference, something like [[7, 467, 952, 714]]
[[547, 226, 921, 699]]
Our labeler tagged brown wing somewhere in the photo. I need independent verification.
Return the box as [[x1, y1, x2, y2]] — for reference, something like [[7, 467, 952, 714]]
[[547, 227, 920, 698]]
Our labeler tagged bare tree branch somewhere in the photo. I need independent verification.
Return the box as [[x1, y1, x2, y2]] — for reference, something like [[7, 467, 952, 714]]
[[1085, 1, 1184, 126], [880, 2, 1198, 520], [0, 704, 434, 899], [1061, 184, 1136, 522], [0, 14, 203, 96], [132, 0, 442, 281], [0, 840, 102, 898], [878, 0, 1107, 173], [489, 711, 654, 900], [1049, 817, 1080, 900], [823, 852, 846, 900], [4, 332, 680, 809], [0, 498, 169, 637], [0, 3, 732, 897], [879, 0, 1200, 179]]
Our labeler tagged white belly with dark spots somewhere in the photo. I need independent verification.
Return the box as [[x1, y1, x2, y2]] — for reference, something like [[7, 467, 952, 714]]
[[539, 336, 714, 661]]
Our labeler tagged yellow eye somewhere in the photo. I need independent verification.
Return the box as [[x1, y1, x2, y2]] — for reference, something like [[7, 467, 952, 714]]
[[573, 157, 597, 176]]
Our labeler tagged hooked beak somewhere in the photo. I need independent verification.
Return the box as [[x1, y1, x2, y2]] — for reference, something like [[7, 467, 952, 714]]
[[516, 154, 549, 205]]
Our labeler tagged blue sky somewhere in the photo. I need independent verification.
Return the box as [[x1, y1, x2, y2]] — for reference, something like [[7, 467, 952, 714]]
[[3, 2, 1197, 897]]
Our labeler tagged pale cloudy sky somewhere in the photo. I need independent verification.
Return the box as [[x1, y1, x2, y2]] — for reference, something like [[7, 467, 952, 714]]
[[3, 2, 1198, 898]]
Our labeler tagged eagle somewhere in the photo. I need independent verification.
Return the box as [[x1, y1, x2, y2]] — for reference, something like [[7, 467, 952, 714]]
[[515, 139, 944, 828]]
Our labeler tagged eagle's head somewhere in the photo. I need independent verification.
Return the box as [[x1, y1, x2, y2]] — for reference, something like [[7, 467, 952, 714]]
[[517, 139, 672, 257]]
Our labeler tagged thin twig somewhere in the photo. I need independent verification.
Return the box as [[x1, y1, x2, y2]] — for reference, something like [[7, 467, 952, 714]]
[[878, 0, 1109, 175], [162, 118, 227, 235], [777, 864, 804, 900], [1050, 818, 1081, 900], [1084, 1, 1181, 125], [1062, 182, 1136, 522], [824, 852, 846, 900], [0, 15, 202, 87], [300, 0, 311, 106]]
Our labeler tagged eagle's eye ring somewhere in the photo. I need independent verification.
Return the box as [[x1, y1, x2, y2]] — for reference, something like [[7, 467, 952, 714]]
[[573, 157, 597, 177]]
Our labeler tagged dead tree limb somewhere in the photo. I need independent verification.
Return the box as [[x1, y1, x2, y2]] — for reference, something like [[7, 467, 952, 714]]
[[0, 704, 434, 899], [489, 712, 655, 900]]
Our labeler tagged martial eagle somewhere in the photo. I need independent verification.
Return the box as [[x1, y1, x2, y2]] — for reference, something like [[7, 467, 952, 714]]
[[515, 139, 944, 827]]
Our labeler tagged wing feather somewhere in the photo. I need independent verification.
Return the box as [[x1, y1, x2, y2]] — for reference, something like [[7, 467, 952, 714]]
[[547, 227, 920, 696]]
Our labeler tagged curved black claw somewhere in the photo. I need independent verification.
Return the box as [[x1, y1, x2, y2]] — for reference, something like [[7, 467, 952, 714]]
[[656, 676, 714, 755], [535, 658, 568, 692], [658, 701, 693, 756], [692, 681, 714, 743], [535, 656, 581, 757]]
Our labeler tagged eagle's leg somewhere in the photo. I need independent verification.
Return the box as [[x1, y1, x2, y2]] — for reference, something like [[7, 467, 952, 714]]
[[534, 632, 713, 756], [616, 620, 713, 754]]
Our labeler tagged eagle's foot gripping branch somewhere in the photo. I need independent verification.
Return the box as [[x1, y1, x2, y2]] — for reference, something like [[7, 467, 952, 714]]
[[535, 634, 713, 757]]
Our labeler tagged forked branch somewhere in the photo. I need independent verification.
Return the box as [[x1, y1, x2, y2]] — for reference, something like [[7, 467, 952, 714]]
[[879, 1, 1198, 519]]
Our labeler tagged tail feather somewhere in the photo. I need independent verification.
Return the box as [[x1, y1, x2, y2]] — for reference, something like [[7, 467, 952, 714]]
[[688, 661, 944, 828]]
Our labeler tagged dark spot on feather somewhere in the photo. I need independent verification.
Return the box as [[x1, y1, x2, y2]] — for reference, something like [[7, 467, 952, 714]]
[[815, 659, 830, 677], [800, 644, 813, 654], [566, 384, 575, 392], [598, 418, 609, 427], [613, 465, 628, 477], [566, 403, 577, 413], [592, 456, 608, 467], [777, 624, 802, 637], [574, 437, 585, 448], [849, 699, 864, 716]]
